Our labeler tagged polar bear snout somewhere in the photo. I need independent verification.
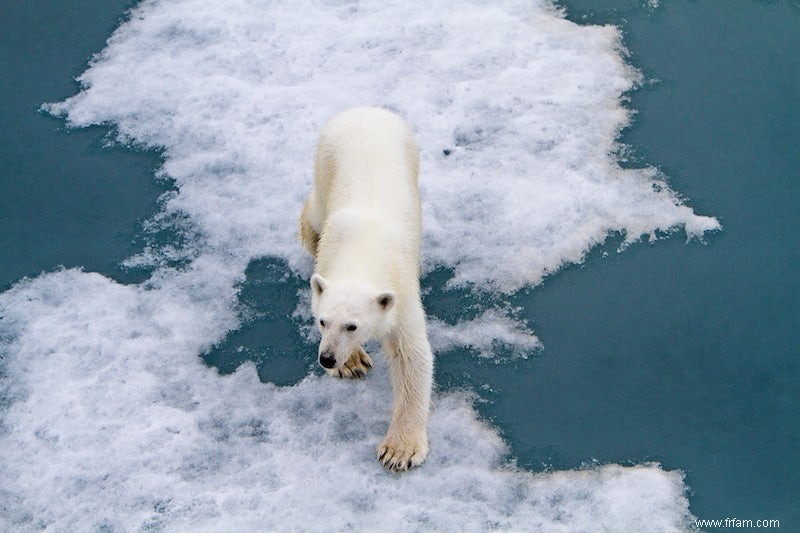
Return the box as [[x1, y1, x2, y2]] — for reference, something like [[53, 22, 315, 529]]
[[319, 350, 337, 369]]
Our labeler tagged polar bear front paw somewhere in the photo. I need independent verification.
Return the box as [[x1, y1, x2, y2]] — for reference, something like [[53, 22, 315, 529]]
[[377, 433, 428, 472], [326, 346, 373, 379]]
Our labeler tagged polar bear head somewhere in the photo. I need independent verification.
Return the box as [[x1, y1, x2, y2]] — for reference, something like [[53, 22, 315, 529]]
[[310, 273, 396, 370]]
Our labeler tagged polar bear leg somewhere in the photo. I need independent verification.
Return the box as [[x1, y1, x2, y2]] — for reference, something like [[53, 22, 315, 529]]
[[299, 197, 320, 257], [377, 314, 433, 472], [325, 345, 373, 379]]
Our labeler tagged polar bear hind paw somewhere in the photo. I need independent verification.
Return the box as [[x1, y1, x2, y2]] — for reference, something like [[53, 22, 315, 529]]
[[326, 346, 373, 379]]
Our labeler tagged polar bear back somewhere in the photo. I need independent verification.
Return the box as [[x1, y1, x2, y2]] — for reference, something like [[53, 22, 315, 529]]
[[314, 107, 421, 229], [311, 107, 423, 287]]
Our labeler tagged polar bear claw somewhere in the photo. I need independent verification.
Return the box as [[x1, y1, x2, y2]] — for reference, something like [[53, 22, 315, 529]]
[[378, 433, 429, 472]]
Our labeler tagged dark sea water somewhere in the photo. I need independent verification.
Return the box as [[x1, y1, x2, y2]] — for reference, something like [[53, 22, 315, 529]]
[[1, 0, 797, 529], [542, 1, 799, 526], [0, 1, 168, 289]]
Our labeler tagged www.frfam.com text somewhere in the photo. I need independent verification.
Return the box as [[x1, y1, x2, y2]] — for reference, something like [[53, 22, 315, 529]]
[[694, 517, 780, 529]]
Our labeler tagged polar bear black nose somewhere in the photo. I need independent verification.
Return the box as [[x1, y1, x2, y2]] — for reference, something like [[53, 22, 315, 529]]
[[319, 351, 336, 369]]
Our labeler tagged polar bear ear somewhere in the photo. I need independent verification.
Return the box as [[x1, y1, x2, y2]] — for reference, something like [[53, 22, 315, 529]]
[[376, 291, 396, 312], [310, 273, 328, 296]]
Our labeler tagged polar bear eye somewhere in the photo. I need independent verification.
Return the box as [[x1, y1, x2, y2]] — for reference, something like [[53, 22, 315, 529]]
[[319, 319, 326, 328], [345, 323, 357, 332]]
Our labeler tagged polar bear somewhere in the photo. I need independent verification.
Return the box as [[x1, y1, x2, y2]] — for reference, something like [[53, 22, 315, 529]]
[[299, 107, 433, 472]]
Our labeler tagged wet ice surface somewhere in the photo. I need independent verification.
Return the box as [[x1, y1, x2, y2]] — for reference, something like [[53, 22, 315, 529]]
[[0, 0, 716, 529], [0, 271, 691, 531]]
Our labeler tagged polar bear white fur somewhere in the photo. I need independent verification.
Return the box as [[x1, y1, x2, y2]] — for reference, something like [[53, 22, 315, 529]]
[[299, 107, 433, 472]]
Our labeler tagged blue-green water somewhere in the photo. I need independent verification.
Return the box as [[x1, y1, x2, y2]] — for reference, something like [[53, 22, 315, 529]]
[[1, 0, 798, 529], [544, 1, 799, 525], [0, 0, 168, 289]]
